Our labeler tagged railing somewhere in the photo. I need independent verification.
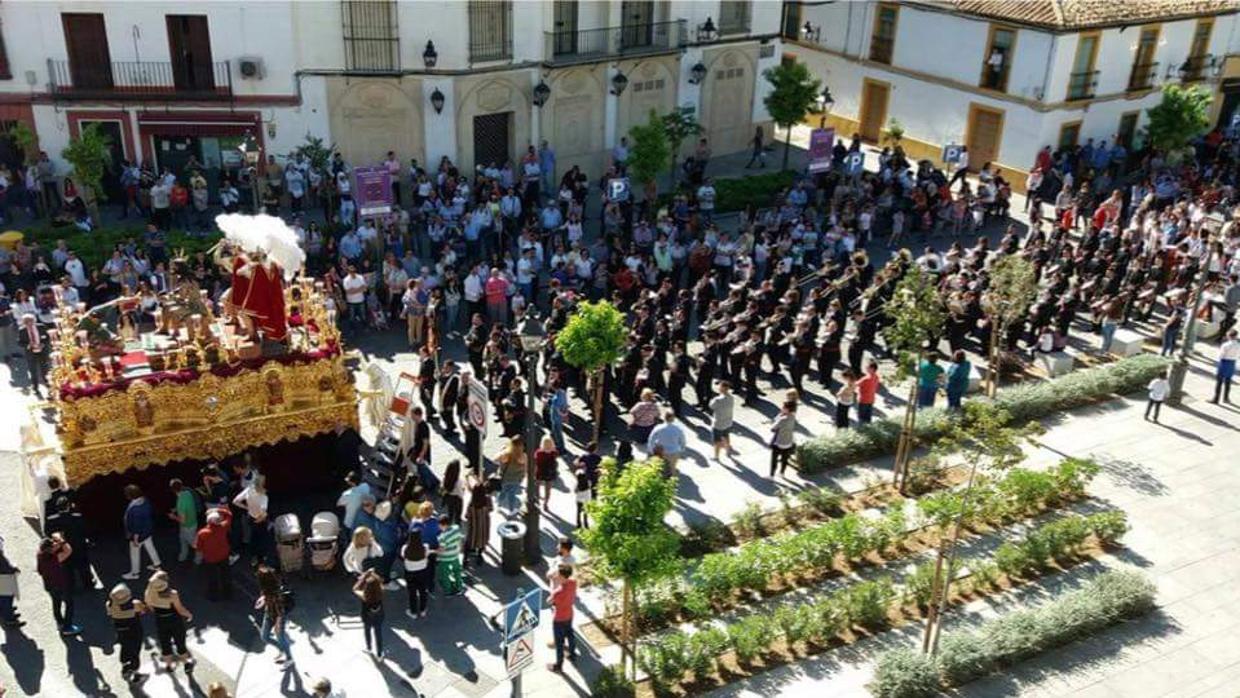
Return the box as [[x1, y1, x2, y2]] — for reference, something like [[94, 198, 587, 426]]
[[48, 60, 232, 99], [1067, 70, 1099, 101], [1127, 61, 1159, 91], [544, 20, 685, 64], [869, 35, 894, 64], [1180, 53, 1212, 81]]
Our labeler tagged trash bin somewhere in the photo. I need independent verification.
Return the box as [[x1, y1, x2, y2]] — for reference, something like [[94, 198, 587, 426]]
[[498, 520, 526, 576]]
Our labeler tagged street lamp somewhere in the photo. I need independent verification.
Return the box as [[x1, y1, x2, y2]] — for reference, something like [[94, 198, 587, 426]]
[[430, 87, 446, 114], [1168, 213, 1223, 403], [422, 40, 438, 69], [517, 313, 545, 565], [689, 61, 707, 85], [697, 16, 718, 43], [815, 86, 834, 127], [610, 71, 629, 96], [237, 134, 260, 213], [532, 80, 551, 108]]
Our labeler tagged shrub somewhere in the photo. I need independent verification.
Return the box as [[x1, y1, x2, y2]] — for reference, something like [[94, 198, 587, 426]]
[[903, 562, 939, 609], [798, 355, 1168, 472], [686, 626, 728, 681], [842, 578, 895, 629], [728, 614, 772, 664], [732, 501, 767, 538], [639, 632, 690, 686], [968, 560, 1001, 592], [681, 519, 735, 557], [872, 648, 939, 698], [590, 664, 636, 698], [875, 570, 1156, 693], [1087, 510, 1130, 544], [798, 487, 845, 517]]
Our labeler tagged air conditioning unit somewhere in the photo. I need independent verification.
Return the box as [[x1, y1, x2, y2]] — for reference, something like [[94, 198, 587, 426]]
[[237, 57, 265, 80]]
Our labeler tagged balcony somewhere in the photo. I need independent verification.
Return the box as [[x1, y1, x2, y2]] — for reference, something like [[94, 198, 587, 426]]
[[869, 35, 894, 64], [545, 20, 685, 65], [1128, 61, 1159, 91], [48, 60, 233, 100], [1179, 53, 1213, 82], [1066, 70, 1098, 101]]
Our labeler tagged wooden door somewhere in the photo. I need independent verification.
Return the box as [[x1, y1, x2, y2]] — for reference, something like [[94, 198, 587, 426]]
[[62, 13, 113, 89], [553, 1, 578, 55], [167, 15, 214, 91], [859, 79, 889, 143], [966, 104, 1004, 170]]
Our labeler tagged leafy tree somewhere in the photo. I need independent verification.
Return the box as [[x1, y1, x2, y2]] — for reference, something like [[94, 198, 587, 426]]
[[882, 266, 946, 492], [981, 255, 1038, 396], [4, 122, 37, 164], [661, 109, 702, 189], [762, 61, 821, 170], [555, 300, 627, 442], [61, 122, 114, 221], [626, 110, 671, 203], [921, 403, 1040, 653], [289, 134, 337, 174], [581, 457, 679, 680], [1145, 84, 1212, 152]]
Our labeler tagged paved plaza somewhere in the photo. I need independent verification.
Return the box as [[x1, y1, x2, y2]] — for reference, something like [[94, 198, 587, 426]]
[[1, 146, 1239, 698]]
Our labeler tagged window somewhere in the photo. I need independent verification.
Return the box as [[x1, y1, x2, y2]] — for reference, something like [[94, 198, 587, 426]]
[[62, 13, 113, 90], [980, 25, 1017, 92], [781, 2, 802, 40], [1127, 25, 1159, 91], [0, 20, 10, 80], [1183, 18, 1214, 81], [342, 1, 399, 72], [1067, 32, 1099, 100], [1058, 121, 1082, 149], [869, 3, 898, 64], [1117, 112, 1139, 149], [167, 15, 214, 91], [469, 0, 512, 63], [718, 1, 751, 35]]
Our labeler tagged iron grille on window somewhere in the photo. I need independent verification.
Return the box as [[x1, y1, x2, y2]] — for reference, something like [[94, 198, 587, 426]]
[[342, 0, 399, 72], [718, 1, 751, 35], [469, 0, 512, 62]]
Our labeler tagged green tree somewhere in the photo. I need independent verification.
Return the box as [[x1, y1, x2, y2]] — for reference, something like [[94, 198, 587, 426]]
[[61, 122, 114, 221], [762, 61, 821, 170], [1145, 84, 1212, 152], [661, 109, 702, 189], [981, 255, 1038, 396], [921, 403, 1040, 653], [580, 457, 679, 680], [555, 300, 628, 442], [5, 122, 37, 165], [626, 110, 671, 203], [882, 266, 947, 492], [289, 134, 337, 174]]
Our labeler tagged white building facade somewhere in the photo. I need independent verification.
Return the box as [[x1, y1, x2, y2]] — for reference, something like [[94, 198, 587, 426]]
[[0, 0, 782, 194], [782, 0, 1240, 188]]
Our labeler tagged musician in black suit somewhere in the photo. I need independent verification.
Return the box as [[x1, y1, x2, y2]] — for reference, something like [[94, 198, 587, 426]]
[[17, 313, 49, 398]]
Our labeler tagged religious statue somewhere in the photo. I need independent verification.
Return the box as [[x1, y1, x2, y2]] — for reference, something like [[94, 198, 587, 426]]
[[213, 213, 306, 344]]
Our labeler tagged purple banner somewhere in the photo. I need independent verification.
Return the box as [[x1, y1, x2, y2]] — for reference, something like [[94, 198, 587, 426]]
[[354, 166, 393, 216], [807, 128, 835, 173]]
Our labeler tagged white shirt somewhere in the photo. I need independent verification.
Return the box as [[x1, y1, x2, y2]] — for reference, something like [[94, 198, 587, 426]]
[[463, 273, 483, 303], [64, 258, 88, 287], [1220, 339, 1240, 361], [343, 273, 367, 304], [232, 486, 269, 522], [1147, 378, 1170, 402]]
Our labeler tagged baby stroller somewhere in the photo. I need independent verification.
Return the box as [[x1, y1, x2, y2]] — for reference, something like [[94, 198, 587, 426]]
[[306, 511, 340, 573], [274, 513, 305, 576]]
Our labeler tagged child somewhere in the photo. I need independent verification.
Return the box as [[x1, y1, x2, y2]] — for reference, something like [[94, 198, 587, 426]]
[[573, 469, 591, 529], [367, 292, 389, 331], [1145, 370, 1169, 422]]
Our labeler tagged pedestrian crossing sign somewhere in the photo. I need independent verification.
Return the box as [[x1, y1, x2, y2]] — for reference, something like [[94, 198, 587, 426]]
[[503, 587, 542, 644], [505, 633, 535, 677]]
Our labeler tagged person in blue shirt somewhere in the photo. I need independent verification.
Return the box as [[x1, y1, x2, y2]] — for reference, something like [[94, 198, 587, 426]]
[[646, 410, 687, 471], [409, 502, 440, 593], [917, 353, 945, 408], [945, 350, 972, 411], [538, 140, 556, 199], [355, 500, 404, 587], [1091, 140, 1111, 172], [122, 485, 161, 580], [339, 230, 363, 262]]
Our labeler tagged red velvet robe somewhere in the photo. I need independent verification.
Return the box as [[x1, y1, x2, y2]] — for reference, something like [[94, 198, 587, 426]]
[[232, 257, 288, 340]]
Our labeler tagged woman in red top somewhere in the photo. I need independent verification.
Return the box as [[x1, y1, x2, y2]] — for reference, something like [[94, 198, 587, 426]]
[[856, 360, 881, 425], [534, 436, 559, 513]]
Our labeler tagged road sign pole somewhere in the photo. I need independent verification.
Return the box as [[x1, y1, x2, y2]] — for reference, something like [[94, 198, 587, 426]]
[[511, 671, 522, 698]]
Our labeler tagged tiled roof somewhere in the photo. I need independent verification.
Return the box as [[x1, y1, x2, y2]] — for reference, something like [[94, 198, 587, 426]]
[[912, 0, 1240, 30]]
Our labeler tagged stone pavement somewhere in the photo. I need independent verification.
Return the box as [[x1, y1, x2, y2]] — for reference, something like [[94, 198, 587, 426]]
[[704, 351, 1240, 698]]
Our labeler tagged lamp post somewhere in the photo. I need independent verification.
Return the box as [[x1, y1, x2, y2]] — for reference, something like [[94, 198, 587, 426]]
[[815, 86, 835, 128], [1168, 216, 1222, 404], [237, 135, 260, 213], [518, 313, 545, 565]]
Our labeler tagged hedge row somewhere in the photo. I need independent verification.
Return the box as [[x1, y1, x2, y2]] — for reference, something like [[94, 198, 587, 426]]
[[798, 354, 1169, 473], [872, 569, 1157, 698], [639, 511, 1131, 689], [627, 458, 1100, 629]]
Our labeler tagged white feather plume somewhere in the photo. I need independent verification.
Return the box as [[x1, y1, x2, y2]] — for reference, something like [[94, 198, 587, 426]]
[[214, 213, 306, 281]]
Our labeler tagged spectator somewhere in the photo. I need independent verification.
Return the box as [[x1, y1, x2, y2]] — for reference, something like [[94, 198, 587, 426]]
[[144, 570, 194, 673], [122, 484, 161, 580], [195, 506, 233, 601], [37, 534, 79, 636]]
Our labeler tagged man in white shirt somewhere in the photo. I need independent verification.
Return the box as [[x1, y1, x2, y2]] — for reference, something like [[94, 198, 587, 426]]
[[697, 178, 717, 221], [463, 265, 484, 320], [1212, 329, 1240, 403], [342, 266, 368, 333], [64, 251, 88, 293]]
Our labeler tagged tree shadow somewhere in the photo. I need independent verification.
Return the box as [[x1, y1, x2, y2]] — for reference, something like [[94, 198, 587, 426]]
[[1092, 454, 1170, 498]]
